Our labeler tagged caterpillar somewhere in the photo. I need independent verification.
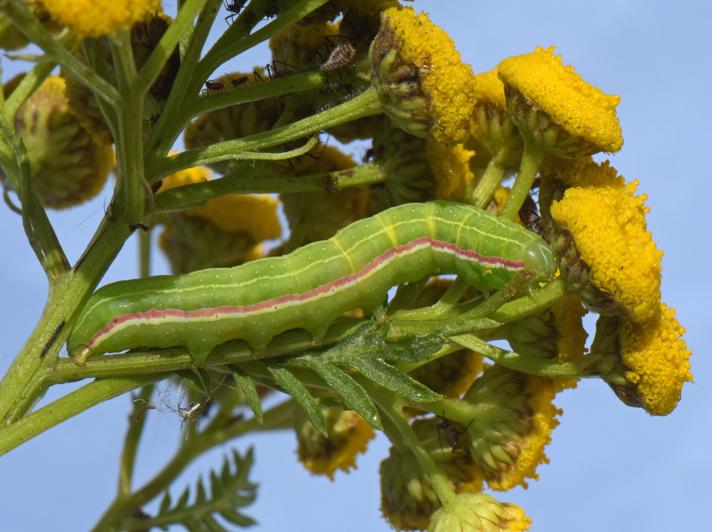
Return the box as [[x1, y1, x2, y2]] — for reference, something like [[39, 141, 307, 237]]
[[68, 202, 555, 365]]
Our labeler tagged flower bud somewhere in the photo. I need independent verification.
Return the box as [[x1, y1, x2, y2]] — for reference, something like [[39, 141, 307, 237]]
[[40, 0, 161, 37], [463, 365, 560, 490], [370, 6, 475, 146], [14, 76, 113, 209], [428, 492, 531, 532], [295, 407, 375, 479]]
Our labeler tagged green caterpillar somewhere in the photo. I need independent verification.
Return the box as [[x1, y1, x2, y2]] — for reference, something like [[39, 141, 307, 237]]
[[68, 201, 555, 365]]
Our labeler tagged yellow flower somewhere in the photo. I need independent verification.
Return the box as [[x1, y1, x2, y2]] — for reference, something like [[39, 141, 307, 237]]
[[271, 21, 338, 70], [40, 0, 161, 37], [543, 156, 625, 189], [380, 418, 484, 531], [618, 304, 692, 416], [463, 366, 560, 490], [371, 6, 475, 146], [550, 294, 588, 390], [428, 493, 531, 532], [296, 408, 375, 479], [157, 166, 281, 272], [498, 46, 623, 156], [426, 139, 475, 201], [15, 76, 113, 209], [550, 179, 662, 323], [468, 68, 523, 172]]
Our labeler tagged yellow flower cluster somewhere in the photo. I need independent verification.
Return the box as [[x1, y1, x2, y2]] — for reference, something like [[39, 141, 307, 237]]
[[498, 46, 623, 153], [40, 0, 160, 37], [550, 170, 662, 323], [377, 6, 475, 146], [425, 139, 475, 201], [159, 166, 281, 243], [620, 304, 692, 416]]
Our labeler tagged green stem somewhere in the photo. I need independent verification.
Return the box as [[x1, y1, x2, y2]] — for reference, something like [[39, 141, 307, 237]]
[[136, 0, 210, 96], [2, 30, 77, 120], [198, 0, 330, 89], [49, 320, 364, 382], [471, 155, 507, 209], [143, 0, 224, 156], [92, 400, 296, 532], [500, 140, 544, 219], [149, 87, 382, 179], [0, 376, 158, 456], [0, 0, 120, 104], [153, 163, 385, 213], [376, 393, 456, 508], [449, 333, 601, 378], [111, 32, 147, 224], [0, 116, 69, 279], [0, 219, 132, 424], [188, 70, 326, 119], [117, 384, 155, 498]]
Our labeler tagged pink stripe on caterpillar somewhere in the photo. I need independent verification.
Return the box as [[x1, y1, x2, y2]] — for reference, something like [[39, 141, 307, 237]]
[[85, 237, 524, 350]]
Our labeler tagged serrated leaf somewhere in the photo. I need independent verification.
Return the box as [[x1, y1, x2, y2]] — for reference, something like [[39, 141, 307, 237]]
[[267, 365, 326, 436], [159, 491, 172, 514], [177, 368, 210, 395], [230, 366, 263, 424], [303, 358, 382, 429], [176, 486, 190, 509], [221, 509, 257, 527], [320, 322, 447, 365], [349, 355, 441, 403]]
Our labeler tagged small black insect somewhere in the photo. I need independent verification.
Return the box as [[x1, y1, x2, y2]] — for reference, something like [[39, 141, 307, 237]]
[[224, 0, 248, 24], [320, 41, 357, 72], [205, 79, 226, 91]]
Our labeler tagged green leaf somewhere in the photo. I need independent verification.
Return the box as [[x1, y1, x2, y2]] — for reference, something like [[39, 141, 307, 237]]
[[303, 358, 382, 429], [349, 355, 441, 404], [320, 322, 447, 365], [230, 366, 263, 424], [144, 448, 257, 531], [177, 368, 210, 395], [267, 365, 326, 436]]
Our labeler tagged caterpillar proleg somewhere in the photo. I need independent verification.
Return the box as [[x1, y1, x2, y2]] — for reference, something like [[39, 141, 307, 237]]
[[68, 201, 555, 365]]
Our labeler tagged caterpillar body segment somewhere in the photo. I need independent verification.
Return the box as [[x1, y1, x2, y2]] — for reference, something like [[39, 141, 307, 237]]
[[68, 201, 555, 365]]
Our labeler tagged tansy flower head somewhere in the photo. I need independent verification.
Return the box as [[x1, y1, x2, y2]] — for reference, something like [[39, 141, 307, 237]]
[[550, 179, 662, 323], [543, 156, 625, 189], [426, 139, 476, 202], [369, 120, 433, 212], [505, 294, 587, 391], [498, 46, 623, 157], [295, 407, 375, 479], [428, 493, 531, 532], [15, 76, 113, 209], [468, 68, 523, 172], [463, 365, 560, 490], [370, 6, 475, 146], [157, 166, 280, 273], [184, 70, 284, 175], [280, 146, 369, 250], [270, 22, 339, 71], [411, 350, 483, 399], [615, 304, 692, 416], [40, 0, 161, 37]]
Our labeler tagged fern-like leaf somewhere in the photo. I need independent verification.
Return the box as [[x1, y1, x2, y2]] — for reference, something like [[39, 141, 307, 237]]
[[139, 448, 257, 532]]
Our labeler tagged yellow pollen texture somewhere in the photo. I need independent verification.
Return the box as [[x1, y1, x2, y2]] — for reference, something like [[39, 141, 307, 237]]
[[159, 166, 281, 242], [41, 0, 160, 37], [426, 139, 475, 201], [620, 304, 693, 416], [547, 157, 625, 188], [498, 46, 623, 153], [473, 68, 506, 109], [551, 181, 662, 323], [492, 376, 560, 490], [383, 6, 475, 145]]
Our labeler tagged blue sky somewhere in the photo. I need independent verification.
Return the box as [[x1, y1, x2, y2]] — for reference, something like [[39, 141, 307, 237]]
[[0, 1, 710, 531]]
